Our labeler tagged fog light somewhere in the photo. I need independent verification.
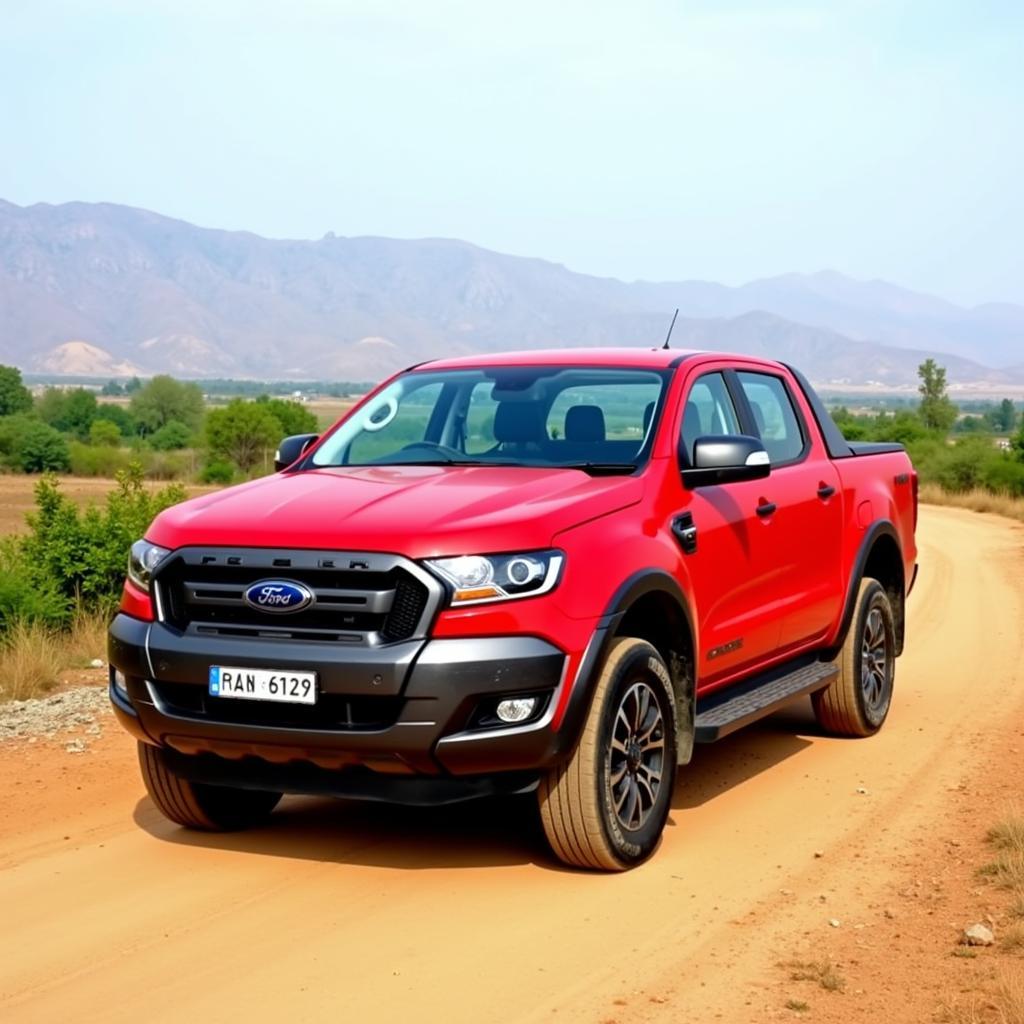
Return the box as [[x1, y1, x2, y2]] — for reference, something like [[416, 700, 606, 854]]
[[495, 697, 537, 724], [113, 670, 128, 696]]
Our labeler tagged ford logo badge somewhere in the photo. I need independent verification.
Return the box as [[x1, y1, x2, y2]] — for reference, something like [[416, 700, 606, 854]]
[[243, 580, 314, 614]]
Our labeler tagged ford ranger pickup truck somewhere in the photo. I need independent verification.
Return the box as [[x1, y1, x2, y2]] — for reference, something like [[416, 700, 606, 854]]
[[108, 348, 918, 870]]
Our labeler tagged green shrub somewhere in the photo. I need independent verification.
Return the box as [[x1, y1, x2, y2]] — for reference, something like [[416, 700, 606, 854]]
[[19, 465, 186, 610], [0, 416, 71, 472], [255, 396, 319, 437], [93, 403, 138, 437], [68, 440, 133, 477], [0, 539, 68, 630], [89, 419, 122, 447], [0, 365, 32, 416], [149, 419, 194, 450], [206, 400, 280, 471], [199, 459, 236, 484]]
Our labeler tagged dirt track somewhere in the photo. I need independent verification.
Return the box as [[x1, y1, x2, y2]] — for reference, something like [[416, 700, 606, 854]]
[[2, 506, 1023, 1023]]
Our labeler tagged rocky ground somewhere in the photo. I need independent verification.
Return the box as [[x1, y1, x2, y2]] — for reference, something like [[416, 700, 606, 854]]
[[0, 678, 112, 752]]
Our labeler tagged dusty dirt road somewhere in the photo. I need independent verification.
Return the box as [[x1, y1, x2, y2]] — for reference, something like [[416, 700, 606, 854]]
[[2, 505, 1023, 1023]]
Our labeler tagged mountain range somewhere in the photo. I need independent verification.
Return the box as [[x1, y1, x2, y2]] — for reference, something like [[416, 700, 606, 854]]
[[1, 198, 1021, 386]]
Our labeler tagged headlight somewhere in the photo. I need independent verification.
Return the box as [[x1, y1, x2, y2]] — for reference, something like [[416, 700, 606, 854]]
[[128, 539, 170, 592], [426, 550, 563, 606]]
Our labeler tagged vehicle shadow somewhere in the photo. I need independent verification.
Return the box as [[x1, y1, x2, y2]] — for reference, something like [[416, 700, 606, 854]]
[[134, 700, 824, 870]]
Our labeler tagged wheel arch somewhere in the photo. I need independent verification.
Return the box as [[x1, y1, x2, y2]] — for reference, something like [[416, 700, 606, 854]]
[[834, 521, 907, 657], [564, 570, 697, 766]]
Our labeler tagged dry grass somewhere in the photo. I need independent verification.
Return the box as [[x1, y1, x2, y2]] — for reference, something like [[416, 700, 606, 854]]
[[0, 608, 111, 703], [782, 959, 846, 993], [0, 620, 64, 702], [942, 971, 1024, 1023], [920, 484, 1024, 524], [784, 998, 810, 1012], [981, 813, 1024, 891], [1000, 923, 1024, 955], [63, 607, 111, 667]]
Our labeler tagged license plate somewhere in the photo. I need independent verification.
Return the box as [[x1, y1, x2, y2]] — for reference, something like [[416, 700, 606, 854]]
[[209, 666, 317, 705]]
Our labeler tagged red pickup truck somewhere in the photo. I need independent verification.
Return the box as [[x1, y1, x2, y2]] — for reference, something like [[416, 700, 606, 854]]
[[108, 348, 918, 870]]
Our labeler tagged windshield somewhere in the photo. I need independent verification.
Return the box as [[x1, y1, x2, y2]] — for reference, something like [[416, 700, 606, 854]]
[[310, 366, 669, 471]]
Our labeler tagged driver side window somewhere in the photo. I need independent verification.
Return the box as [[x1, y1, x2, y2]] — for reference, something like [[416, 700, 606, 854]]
[[680, 373, 742, 464]]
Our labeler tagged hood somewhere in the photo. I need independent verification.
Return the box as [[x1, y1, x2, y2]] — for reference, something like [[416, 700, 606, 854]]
[[147, 465, 644, 557]]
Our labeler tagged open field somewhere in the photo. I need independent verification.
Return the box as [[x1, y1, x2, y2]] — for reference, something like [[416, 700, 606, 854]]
[[1, 506, 1023, 1022], [0, 474, 217, 537]]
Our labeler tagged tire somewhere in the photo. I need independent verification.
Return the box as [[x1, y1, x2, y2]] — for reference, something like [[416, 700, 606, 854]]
[[812, 577, 896, 737], [538, 638, 677, 871], [138, 742, 281, 831]]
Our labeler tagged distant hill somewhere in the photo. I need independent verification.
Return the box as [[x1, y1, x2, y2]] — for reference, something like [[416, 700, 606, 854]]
[[0, 199, 1020, 385]]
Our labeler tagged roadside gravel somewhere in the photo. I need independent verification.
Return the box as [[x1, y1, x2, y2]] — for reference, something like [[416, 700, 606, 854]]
[[0, 687, 113, 750]]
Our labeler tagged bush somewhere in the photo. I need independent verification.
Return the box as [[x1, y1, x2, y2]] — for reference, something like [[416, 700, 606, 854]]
[[93, 403, 138, 437], [36, 386, 98, 439], [89, 419, 122, 447], [0, 365, 33, 416], [19, 464, 186, 610], [199, 459, 236, 484], [68, 440, 133, 477], [0, 540, 68, 631], [149, 419, 193, 450], [0, 620, 64, 701], [255, 396, 319, 437], [0, 416, 71, 472], [206, 400, 280, 471]]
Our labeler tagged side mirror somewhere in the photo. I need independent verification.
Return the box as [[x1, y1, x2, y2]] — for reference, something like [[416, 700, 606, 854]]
[[274, 433, 320, 472], [682, 435, 771, 489]]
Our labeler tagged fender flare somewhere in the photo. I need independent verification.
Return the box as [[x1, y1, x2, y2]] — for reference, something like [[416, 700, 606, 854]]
[[557, 569, 698, 765], [830, 520, 906, 657]]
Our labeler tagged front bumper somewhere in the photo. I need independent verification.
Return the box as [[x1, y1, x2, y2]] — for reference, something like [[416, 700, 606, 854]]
[[108, 614, 575, 786]]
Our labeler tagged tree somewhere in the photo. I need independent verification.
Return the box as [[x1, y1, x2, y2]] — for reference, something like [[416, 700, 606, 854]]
[[89, 419, 122, 447], [130, 375, 204, 433], [0, 365, 33, 416], [101, 379, 125, 396], [36, 387, 98, 438], [990, 398, 1017, 434], [93, 403, 138, 437], [917, 359, 957, 433], [255, 395, 319, 437], [205, 400, 280, 471]]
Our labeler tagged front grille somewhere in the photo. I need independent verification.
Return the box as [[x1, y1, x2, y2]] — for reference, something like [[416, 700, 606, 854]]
[[152, 681, 403, 731], [154, 548, 438, 645]]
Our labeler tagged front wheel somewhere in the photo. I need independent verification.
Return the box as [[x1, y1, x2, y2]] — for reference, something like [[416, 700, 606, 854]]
[[812, 577, 896, 737], [538, 638, 677, 871], [138, 743, 282, 831]]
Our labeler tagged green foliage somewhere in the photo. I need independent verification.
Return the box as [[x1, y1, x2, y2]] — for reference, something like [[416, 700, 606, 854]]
[[130, 375, 204, 433], [93, 402, 138, 436], [100, 379, 125, 396], [19, 465, 186, 610], [149, 419, 193, 451], [0, 365, 33, 416], [199, 459, 236, 484], [0, 539, 68, 630], [36, 387, 98, 439], [0, 416, 71, 472], [89, 418, 122, 447], [124, 376, 143, 394], [254, 395, 319, 437], [205, 399, 280, 471], [68, 440, 133, 477], [917, 358, 957, 433]]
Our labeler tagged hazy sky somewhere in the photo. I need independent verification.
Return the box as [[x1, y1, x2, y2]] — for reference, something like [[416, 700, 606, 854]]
[[2, 0, 1022, 305]]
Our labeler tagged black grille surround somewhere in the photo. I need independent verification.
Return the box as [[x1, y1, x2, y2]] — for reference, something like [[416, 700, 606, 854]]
[[153, 547, 444, 647]]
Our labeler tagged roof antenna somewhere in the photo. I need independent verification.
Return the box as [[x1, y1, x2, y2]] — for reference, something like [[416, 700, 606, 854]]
[[662, 308, 679, 349]]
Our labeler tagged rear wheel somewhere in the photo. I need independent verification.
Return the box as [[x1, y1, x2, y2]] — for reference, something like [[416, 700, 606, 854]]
[[538, 638, 677, 871], [812, 577, 896, 737], [138, 742, 281, 831]]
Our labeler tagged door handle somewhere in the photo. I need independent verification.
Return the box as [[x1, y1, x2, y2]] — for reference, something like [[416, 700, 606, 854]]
[[671, 513, 698, 555], [755, 501, 777, 518], [817, 485, 836, 500]]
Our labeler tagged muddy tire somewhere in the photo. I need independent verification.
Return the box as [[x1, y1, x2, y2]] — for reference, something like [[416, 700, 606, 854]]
[[138, 742, 281, 831], [812, 577, 896, 737], [538, 638, 677, 871]]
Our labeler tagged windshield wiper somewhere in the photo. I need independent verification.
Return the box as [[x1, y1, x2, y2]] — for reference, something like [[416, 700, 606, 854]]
[[558, 462, 638, 476]]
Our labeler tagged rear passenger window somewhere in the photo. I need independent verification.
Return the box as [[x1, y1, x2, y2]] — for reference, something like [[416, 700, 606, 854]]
[[680, 373, 742, 464], [736, 372, 806, 465]]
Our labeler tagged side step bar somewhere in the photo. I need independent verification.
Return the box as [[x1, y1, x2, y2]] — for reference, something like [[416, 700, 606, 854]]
[[694, 658, 838, 743]]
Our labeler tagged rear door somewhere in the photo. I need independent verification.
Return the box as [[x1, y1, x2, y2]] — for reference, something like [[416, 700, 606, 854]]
[[733, 369, 844, 651]]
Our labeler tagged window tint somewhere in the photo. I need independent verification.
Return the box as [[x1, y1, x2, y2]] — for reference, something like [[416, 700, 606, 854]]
[[736, 372, 805, 464], [344, 381, 444, 463], [463, 382, 500, 454], [680, 372, 741, 464]]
